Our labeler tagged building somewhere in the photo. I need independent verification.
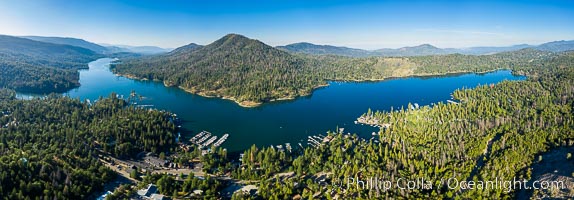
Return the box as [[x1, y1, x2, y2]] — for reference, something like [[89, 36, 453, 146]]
[[150, 193, 168, 200], [96, 191, 113, 200], [137, 184, 158, 199]]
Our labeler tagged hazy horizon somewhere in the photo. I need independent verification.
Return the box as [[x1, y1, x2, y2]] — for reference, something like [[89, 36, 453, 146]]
[[0, 0, 573, 49]]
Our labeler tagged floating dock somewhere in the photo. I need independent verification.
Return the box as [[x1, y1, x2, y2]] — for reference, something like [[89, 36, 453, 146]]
[[213, 134, 229, 147], [190, 131, 209, 143], [202, 136, 218, 147], [447, 100, 460, 104], [196, 132, 212, 144], [190, 131, 230, 148], [308, 136, 322, 147]]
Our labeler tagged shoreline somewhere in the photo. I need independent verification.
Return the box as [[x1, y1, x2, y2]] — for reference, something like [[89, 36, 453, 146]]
[[177, 84, 329, 108], [114, 68, 518, 108], [326, 68, 509, 83], [177, 86, 263, 108], [114, 73, 153, 81], [115, 71, 333, 108], [114, 72, 265, 107]]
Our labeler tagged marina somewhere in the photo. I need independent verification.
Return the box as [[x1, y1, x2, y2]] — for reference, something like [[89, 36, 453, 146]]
[[307, 135, 326, 148], [190, 131, 230, 148], [190, 131, 208, 143], [196, 133, 212, 144]]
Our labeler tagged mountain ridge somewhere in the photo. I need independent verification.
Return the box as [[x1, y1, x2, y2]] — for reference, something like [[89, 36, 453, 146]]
[[535, 40, 574, 52], [168, 43, 203, 55], [21, 35, 573, 57], [278, 40, 574, 57], [102, 44, 173, 54], [112, 33, 556, 107], [112, 33, 315, 107], [277, 42, 376, 57], [21, 36, 172, 55], [0, 35, 102, 92], [21, 36, 109, 54]]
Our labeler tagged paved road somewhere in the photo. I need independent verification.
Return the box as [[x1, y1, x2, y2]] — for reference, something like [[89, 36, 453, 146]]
[[100, 158, 139, 183]]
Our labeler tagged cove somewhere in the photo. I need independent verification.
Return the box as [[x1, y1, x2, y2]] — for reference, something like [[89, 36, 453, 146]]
[[18, 58, 526, 153]]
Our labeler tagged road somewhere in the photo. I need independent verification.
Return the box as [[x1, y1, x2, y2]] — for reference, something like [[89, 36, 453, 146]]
[[100, 158, 139, 183]]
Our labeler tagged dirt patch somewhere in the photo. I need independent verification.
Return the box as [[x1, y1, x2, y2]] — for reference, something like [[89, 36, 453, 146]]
[[517, 146, 574, 199]]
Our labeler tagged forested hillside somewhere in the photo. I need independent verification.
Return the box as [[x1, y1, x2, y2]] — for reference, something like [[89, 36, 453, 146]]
[[1, 41, 572, 199], [105, 50, 574, 199], [0, 92, 177, 199], [277, 42, 378, 57], [113, 34, 558, 107], [0, 35, 101, 93], [277, 40, 574, 57], [21, 36, 109, 54], [227, 51, 574, 199], [112, 34, 325, 107], [535, 40, 574, 52]]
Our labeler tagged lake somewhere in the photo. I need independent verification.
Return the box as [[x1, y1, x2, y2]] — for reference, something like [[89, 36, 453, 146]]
[[18, 58, 526, 153]]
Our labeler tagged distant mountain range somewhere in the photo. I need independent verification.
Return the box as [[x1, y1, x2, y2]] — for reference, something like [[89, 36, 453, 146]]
[[375, 44, 452, 57], [276, 42, 378, 57], [535, 40, 574, 52], [2, 35, 100, 67], [277, 40, 574, 57], [454, 44, 534, 55], [100, 44, 173, 55], [19, 35, 574, 58], [21, 36, 171, 55], [21, 36, 109, 54]]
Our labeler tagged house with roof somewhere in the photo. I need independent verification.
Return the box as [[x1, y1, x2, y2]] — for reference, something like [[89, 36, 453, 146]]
[[137, 184, 158, 199]]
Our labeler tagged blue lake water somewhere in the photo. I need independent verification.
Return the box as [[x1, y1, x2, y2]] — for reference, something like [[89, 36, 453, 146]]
[[18, 58, 526, 152]]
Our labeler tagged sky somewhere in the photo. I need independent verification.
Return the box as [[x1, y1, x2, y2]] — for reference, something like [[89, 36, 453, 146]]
[[0, 0, 572, 49]]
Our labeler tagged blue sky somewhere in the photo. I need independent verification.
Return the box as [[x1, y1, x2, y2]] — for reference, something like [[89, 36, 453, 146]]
[[0, 0, 572, 49]]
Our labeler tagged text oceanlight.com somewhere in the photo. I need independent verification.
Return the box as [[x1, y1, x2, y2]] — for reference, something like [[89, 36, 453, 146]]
[[341, 177, 566, 192]]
